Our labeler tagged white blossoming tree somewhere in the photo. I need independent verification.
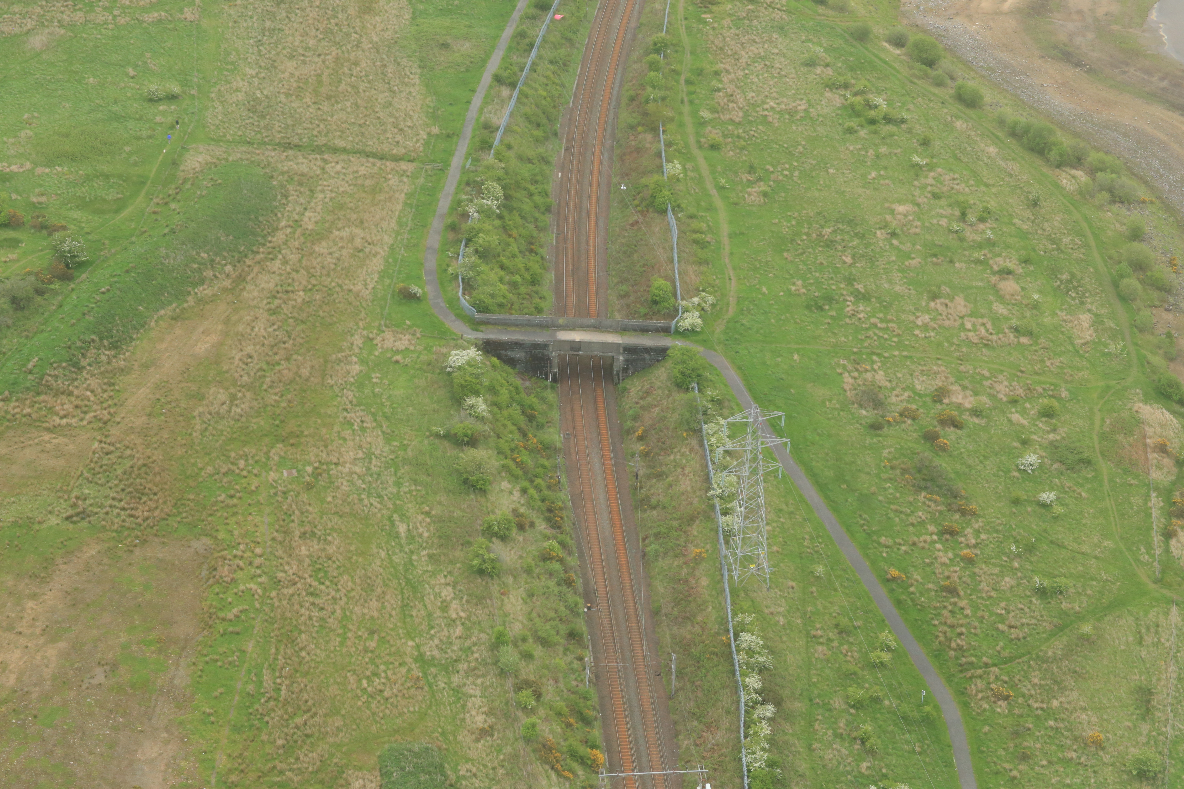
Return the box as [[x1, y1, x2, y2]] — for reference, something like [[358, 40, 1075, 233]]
[[1016, 453, 1040, 474]]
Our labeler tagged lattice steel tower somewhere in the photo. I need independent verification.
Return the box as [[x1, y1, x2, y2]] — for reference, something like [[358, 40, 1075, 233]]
[[713, 405, 790, 588]]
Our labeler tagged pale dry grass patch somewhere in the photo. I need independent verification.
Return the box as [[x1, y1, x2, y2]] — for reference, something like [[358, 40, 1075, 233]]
[[206, 0, 427, 157]]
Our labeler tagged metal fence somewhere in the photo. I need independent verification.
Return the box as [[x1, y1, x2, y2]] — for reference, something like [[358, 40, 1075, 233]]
[[694, 382, 750, 789]]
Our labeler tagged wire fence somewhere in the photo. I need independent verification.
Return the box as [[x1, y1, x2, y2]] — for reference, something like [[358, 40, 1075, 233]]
[[459, 0, 561, 315], [658, 0, 683, 334], [692, 382, 750, 789]]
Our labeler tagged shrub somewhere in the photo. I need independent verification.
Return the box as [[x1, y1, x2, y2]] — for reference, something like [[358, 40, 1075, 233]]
[[1096, 173, 1140, 203], [990, 685, 1014, 702], [885, 27, 909, 48], [931, 71, 949, 88], [941, 523, 960, 537], [145, 84, 181, 101], [649, 278, 676, 313], [1087, 151, 1123, 175], [481, 512, 515, 540], [492, 626, 510, 647], [1037, 491, 1057, 506], [396, 283, 423, 300], [1154, 371, 1184, 404], [650, 33, 673, 55], [470, 540, 500, 576], [1122, 243, 1155, 272], [960, 549, 976, 562], [922, 427, 942, 443], [906, 35, 943, 67], [868, 419, 886, 432], [521, 718, 540, 740], [515, 689, 536, 708], [1145, 267, 1171, 293], [668, 344, 710, 390], [953, 82, 984, 108], [47, 261, 73, 281], [878, 631, 897, 651], [0, 277, 37, 311], [1125, 218, 1146, 241], [898, 405, 921, 420], [449, 422, 483, 446], [457, 449, 494, 491], [50, 235, 88, 268], [849, 21, 872, 42], [932, 384, 950, 402], [869, 651, 891, 667], [1037, 399, 1060, 419], [676, 310, 703, 332], [933, 438, 950, 452], [887, 568, 906, 581], [1117, 278, 1142, 303], [854, 387, 884, 410], [3, 209, 25, 227], [1128, 749, 1162, 779], [1133, 309, 1154, 333], [936, 409, 964, 429], [941, 580, 960, 596]]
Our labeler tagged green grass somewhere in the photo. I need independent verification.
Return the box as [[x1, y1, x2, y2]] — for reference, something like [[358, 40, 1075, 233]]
[[619, 360, 959, 788], [660, 0, 1184, 784]]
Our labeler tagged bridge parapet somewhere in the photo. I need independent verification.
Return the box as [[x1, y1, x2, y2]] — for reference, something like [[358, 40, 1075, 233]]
[[479, 329, 671, 383]]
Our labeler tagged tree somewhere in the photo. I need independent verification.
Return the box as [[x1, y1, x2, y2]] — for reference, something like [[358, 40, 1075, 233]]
[[667, 345, 710, 390], [906, 35, 943, 68], [51, 235, 88, 269]]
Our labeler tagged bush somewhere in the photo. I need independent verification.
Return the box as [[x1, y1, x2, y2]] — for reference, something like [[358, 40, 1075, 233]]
[[953, 81, 984, 108], [377, 743, 447, 789], [1037, 398, 1059, 419], [869, 651, 891, 667], [1125, 217, 1146, 241], [449, 422, 483, 446], [867, 419, 886, 432], [521, 718, 540, 740], [649, 278, 676, 313], [0, 277, 37, 311], [145, 84, 181, 102], [451, 365, 484, 400], [1145, 267, 1171, 293], [906, 35, 943, 67], [481, 512, 515, 541], [885, 27, 909, 48], [898, 405, 922, 420], [1117, 278, 1142, 303], [933, 438, 950, 452], [492, 626, 510, 647], [50, 234, 88, 268], [1087, 151, 1123, 175], [936, 409, 964, 429], [3, 209, 24, 228], [470, 539, 500, 576], [47, 261, 74, 282], [668, 344, 710, 390], [457, 449, 494, 491], [650, 33, 673, 55], [931, 70, 949, 88], [854, 387, 884, 410], [1134, 309, 1154, 333], [396, 283, 422, 300], [1096, 173, 1140, 203], [849, 21, 872, 42], [1128, 749, 1162, 779], [1154, 371, 1184, 404], [1122, 243, 1155, 272]]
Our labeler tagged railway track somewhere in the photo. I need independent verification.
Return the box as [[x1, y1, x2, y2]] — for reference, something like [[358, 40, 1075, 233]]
[[553, 0, 679, 782]]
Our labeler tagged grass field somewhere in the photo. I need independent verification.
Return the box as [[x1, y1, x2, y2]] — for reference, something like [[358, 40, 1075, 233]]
[[659, 0, 1184, 784], [0, 0, 617, 786], [618, 360, 961, 788]]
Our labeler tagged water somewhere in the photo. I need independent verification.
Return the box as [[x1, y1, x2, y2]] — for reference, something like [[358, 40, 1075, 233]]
[[1148, 0, 1184, 65]]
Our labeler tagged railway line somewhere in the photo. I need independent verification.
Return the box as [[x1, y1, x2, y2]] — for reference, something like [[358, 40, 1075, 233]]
[[553, 0, 681, 783]]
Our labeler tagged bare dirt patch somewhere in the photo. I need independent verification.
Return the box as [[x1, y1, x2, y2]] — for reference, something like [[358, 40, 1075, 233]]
[[0, 537, 209, 789]]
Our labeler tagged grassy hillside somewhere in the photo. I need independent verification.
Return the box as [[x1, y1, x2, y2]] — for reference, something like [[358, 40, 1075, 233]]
[[0, 1, 611, 786], [658, 0, 1184, 785]]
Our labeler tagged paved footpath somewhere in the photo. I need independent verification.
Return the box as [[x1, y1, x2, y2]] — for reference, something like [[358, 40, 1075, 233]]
[[418, 4, 977, 787]]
